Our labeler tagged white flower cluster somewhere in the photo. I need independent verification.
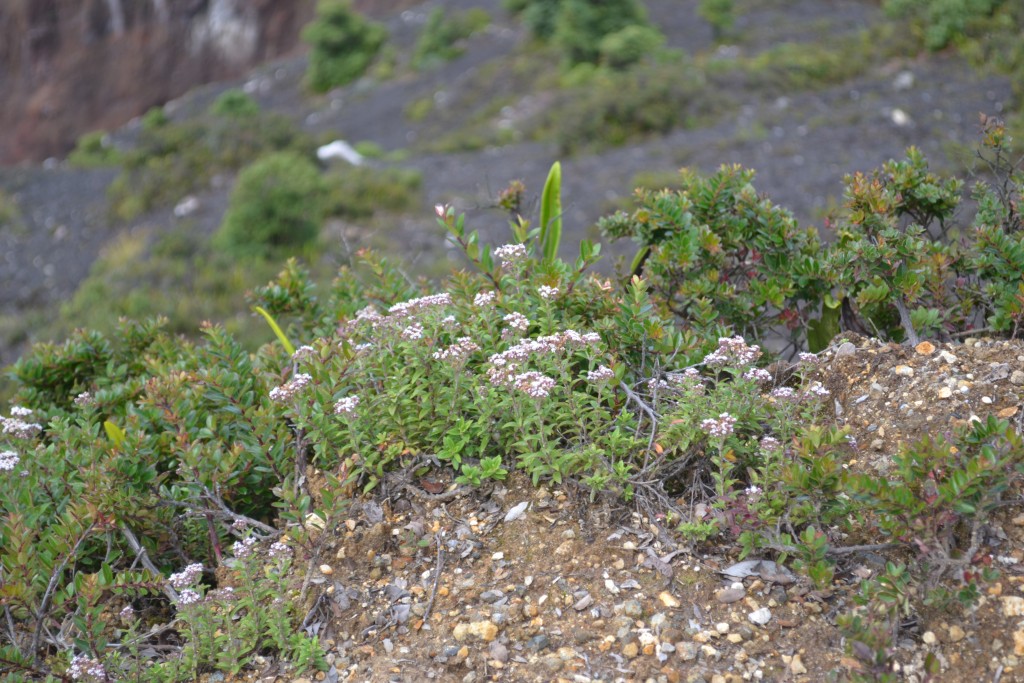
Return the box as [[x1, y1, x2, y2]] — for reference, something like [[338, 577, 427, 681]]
[[503, 312, 530, 332], [514, 371, 557, 398], [0, 450, 20, 472], [494, 243, 528, 266], [586, 365, 614, 383], [401, 322, 425, 340], [355, 305, 384, 326], [119, 605, 135, 621], [168, 563, 204, 590], [743, 367, 772, 382], [473, 290, 496, 307], [666, 368, 704, 393], [538, 285, 559, 300], [701, 412, 737, 438], [2, 410, 42, 439], [74, 391, 94, 407], [759, 435, 782, 452], [292, 345, 316, 361], [388, 293, 452, 318], [805, 381, 830, 397], [269, 373, 312, 403], [177, 589, 201, 606], [770, 387, 796, 399], [334, 395, 360, 415], [231, 536, 258, 560], [703, 336, 762, 368], [68, 654, 106, 681], [798, 352, 820, 364], [433, 337, 481, 362], [269, 541, 292, 558]]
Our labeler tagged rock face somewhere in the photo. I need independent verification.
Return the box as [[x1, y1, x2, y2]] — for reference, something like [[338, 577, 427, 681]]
[[0, 0, 315, 164]]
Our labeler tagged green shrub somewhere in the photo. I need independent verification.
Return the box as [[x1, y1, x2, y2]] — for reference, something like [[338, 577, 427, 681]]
[[412, 7, 490, 69], [215, 152, 327, 259], [504, 0, 559, 39], [0, 188, 21, 228], [108, 108, 313, 221], [598, 24, 665, 69], [542, 57, 720, 153], [697, 0, 736, 41], [67, 131, 122, 168], [600, 165, 828, 352], [324, 165, 422, 218], [884, 0, 1000, 50], [302, 0, 387, 92], [552, 0, 656, 66], [209, 88, 261, 119]]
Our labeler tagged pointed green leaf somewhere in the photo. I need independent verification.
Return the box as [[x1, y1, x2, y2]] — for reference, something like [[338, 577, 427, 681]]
[[253, 306, 296, 356]]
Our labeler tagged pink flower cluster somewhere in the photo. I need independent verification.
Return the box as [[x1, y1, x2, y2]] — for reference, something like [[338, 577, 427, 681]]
[[701, 413, 737, 438], [0, 450, 19, 472], [586, 365, 614, 383], [388, 293, 453, 318], [68, 654, 105, 681], [232, 536, 258, 559], [433, 337, 481, 362], [269, 373, 312, 403], [514, 371, 557, 398], [334, 396, 360, 415], [703, 336, 762, 368], [169, 563, 203, 590], [494, 243, 528, 266], [2, 407, 42, 440], [666, 368, 704, 393]]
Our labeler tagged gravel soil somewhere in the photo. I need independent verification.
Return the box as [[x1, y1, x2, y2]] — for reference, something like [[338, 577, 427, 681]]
[[196, 335, 1024, 683]]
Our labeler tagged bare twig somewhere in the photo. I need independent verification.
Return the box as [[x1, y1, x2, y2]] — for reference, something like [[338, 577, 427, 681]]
[[421, 534, 446, 625], [31, 521, 97, 663], [119, 524, 179, 603]]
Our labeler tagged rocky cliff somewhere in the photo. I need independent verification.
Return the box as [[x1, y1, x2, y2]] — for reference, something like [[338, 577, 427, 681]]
[[0, 0, 316, 164]]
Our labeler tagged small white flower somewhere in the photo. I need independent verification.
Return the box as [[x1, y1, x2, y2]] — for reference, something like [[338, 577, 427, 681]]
[[503, 312, 529, 332], [401, 323, 425, 340], [269, 541, 292, 558], [701, 413, 737, 438], [514, 371, 556, 399], [292, 345, 316, 361], [10, 406, 33, 417], [743, 368, 772, 382], [169, 563, 204, 590], [770, 387, 796, 399], [759, 436, 782, 452], [0, 450, 20, 472], [798, 352, 820, 364], [744, 485, 762, 497], [74, 391, 93, 407], [805, 381, 830, 397], [538, 285, 559, 300], [68, 654, 106, 681], [334, 396, 360, 415], [473, 290, 496, 307], [231, 536, 258, 559], [586, 365, 614, 383], [494, 243, 528, 266], [177, 589, 201, 606], [119, 605, 135, 621]]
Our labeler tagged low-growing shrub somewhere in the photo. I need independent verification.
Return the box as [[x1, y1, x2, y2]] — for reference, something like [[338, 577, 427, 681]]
[[412, 7, 490, 69], [884, 0, 1001, 50], [323, 165, 423, 219], [209, 88, 261, 119], [214, 152, 328, 259], [303, 0, 387, 92], [67, 131, 122, 168]]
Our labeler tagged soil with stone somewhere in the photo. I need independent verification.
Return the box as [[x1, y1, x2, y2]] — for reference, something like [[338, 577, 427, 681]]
[[200, 335, 1024, 683], [2, 1, 1024, 680]]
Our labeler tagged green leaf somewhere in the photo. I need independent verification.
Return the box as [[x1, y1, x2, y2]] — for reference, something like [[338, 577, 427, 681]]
[[807, 299, 842, 352], [253, 306, 296, 356], [539, 161, 562, 263], [103, 420, 126, 448]]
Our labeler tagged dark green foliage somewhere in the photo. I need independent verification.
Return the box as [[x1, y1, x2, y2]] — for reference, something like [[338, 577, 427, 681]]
[[598, 24, 665, 69], [599, 164, 827, 351], [552, 0, 654, 66], [504, 0, 559, 39], [412, 7, 490, 69], [884, 0, 1001, 50], [215, 152, 327, 259], [302, 0, 387, 92], [209, 88, 261, 119]]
